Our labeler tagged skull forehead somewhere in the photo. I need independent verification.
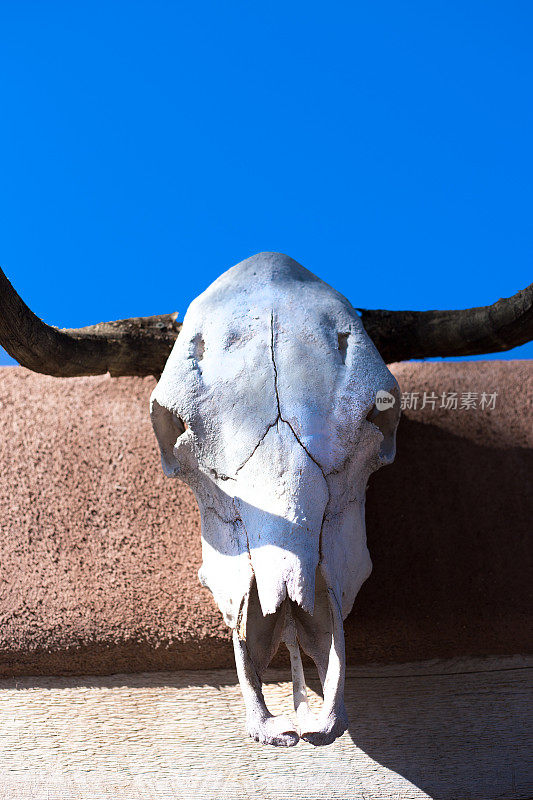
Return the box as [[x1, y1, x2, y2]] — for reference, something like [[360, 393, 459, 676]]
[[186, 251, 358, 340], [153, 252, 397, 475], [189, 250, 347, 312]]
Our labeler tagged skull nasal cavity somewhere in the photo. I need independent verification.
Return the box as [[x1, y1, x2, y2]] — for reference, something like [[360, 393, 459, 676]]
[[337, 332, 349, 364]]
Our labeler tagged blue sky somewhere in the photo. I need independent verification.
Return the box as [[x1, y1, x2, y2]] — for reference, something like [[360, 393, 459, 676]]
[[1, 1, 531, 365]]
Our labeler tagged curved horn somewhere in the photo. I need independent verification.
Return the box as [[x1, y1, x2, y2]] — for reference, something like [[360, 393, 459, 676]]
[[2, 266, 531, 375], [0, 267, 181, 377], [357, 283, 533, 363]]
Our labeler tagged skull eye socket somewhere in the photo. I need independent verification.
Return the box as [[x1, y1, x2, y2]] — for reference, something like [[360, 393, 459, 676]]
[[150, 398, 189, 477], [171, 414, 188, 437], [337, 332, 349, 364], [366, 405, 380, 423], [365, 388, 400, 463]]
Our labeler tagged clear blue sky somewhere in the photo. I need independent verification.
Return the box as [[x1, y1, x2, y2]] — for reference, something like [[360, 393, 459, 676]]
[[1, 1, 531, 365]]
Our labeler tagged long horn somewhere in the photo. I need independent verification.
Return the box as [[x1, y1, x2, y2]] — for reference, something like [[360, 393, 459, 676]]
[[358, 283, 533, 363], [0, 267, 181, 377], [2, 267, 531, 376]]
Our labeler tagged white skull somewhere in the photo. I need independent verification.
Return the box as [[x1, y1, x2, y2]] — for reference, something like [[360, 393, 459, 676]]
[[150, 252, 400, 746]]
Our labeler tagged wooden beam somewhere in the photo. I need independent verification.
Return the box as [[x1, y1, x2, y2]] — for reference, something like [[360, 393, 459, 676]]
[[0, 656, 530, 799]]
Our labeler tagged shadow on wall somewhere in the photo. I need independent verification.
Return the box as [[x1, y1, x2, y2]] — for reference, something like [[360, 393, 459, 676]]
[[343, 417, 533, 664]]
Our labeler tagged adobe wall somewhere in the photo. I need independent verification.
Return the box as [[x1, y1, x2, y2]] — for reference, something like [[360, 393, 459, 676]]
[[0, 362, 530, 677]]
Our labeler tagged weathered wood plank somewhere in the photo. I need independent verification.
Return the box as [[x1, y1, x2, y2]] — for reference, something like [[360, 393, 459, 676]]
[[0, 657, 531, 799]]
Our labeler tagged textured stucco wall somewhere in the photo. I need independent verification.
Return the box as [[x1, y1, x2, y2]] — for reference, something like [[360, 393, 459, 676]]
[[0, 362, 531, 677]]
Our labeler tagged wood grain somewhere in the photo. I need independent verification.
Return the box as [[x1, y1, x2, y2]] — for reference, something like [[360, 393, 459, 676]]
[[0, 656, 531, 799]]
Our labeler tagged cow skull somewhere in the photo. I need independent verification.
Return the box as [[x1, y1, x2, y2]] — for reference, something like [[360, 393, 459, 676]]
[[150, 252, 400, 745], [1, 253, 530, 747]]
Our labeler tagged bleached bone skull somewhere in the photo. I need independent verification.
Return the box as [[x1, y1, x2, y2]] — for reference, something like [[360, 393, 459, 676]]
[[150, 252, 400, 746]]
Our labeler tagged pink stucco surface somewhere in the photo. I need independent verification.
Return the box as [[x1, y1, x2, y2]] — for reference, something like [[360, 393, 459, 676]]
[[0, 361, 531, 677]]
